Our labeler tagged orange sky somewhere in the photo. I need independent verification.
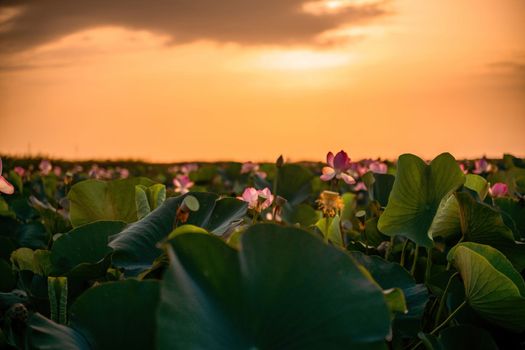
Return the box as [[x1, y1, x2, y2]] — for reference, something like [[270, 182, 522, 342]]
[[1, 0, 524, 162]]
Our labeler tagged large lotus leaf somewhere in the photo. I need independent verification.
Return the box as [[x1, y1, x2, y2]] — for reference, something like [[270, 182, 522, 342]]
[[362, 172, 396, 207], [495, 197, 525, 240], [51, 221, 126, 275], [315, 215, 343, 246], [135, 184, 166, 220], [108, 193, 246, 274], [281, 203, 320, 227], [202, 197, 247, 235], [447, 242, 525, 332], [464, 174, 489, 200], [275, 164, 314, 205], [69, 280, 160, 349], [430, 192, 525, 271], [26, 313, 90, 350], [68, 177, 155, 227], [157, 224, 391, 349], [10, 247, 36, 272], [17, 222, 49, 250], [351, 252, 428, 336], [378, 153, 465, 248], [364, 217, 389, 247], [0, 289, 28, 312], [417, 325, 498, 350], [0, 259, 16, 292], [438, 325, 498, 350]]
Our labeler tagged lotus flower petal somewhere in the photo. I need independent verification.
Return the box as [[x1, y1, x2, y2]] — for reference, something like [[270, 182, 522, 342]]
[[258, 187, 274, 210], [326, 152, 335, 168], [0, 176, 14, 195], [333, 150, 351, 171], [490, 183, 508, 197], [320, 167, 336, 181], [339, 172, 356, 185]]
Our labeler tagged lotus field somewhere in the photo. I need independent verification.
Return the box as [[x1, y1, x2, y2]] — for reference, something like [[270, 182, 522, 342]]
[[1, 152, 525, 349]]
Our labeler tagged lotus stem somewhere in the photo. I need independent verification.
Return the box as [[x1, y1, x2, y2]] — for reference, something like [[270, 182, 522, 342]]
[[385, 236, 394, 261], [425, 248, 432, 283], [400, 239, 409, 267], [410, 244, 419, 276], [434, 272, 459, 328], [410, 300, 467, 350], [324, 216, 330, 243]]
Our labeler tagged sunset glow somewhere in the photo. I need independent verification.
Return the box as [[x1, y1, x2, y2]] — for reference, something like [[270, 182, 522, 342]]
[[0, 0, 524, 162]]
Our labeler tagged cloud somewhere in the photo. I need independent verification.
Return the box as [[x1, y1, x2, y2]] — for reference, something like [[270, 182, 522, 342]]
[[0, 0, 388, 54], [486, 60, 525, 91]]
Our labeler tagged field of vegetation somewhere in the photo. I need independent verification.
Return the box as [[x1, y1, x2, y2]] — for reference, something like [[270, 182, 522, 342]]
[[0, 152, 524, 349]]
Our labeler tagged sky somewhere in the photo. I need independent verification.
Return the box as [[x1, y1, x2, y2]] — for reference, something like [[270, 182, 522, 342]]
[[0, 0, 524, 162]]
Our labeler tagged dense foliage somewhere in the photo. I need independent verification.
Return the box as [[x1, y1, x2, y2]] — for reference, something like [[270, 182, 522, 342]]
[[0, 153, 524, 349]]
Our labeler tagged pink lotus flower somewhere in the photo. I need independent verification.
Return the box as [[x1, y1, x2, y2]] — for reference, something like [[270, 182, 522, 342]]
[[320, 150, 356, 185], [241, 161, 267, 179], [173, 175, 194, 194], [238, 187, 274, 211], [53, 166, 62, 177], [0, 158, 14, 195], [119, 168, 130, 179], [459, 163, 468, 174], [473, 158, 492, 174], [180, 163, 198, 175], [39, 160, 52, 175], [14, 166, 25, 177], [489, 183, 508, 197], [354, 182, 368, 191], [369, 161, 388, 174]]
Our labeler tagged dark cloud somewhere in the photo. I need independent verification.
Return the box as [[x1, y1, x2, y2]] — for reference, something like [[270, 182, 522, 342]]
[[0, 0, 387, 53]]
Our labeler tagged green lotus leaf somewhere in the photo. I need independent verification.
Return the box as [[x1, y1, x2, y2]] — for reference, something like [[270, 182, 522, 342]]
[[167, 224, 208, 239], [417, 325, 498, 350], [495, 197, 525, 240], [315, 215, 342, 246], [135, 183, 166, 220], [10, 247, 36, 272], [26, 313, 90, 350], [157, 224, 391, 349], [17, 222, 49, 250], [281, 203, 320, 227], [0, 259, 16, 292], [68, 177, 155, 227], [51, 221, 126, 275], [68, 280, 160, 349], [430, 192, 525, 271], [447, 242, 525, 332], [464, 174, 489, 200], [275, 164, 314, 205], [364, 217, 389, 248], [351, 252, 428, 336], [378, 153, 465, 248], [438, 325, 498, 350], [108, 193, 247, 274], [363, 172, 396, 207]]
